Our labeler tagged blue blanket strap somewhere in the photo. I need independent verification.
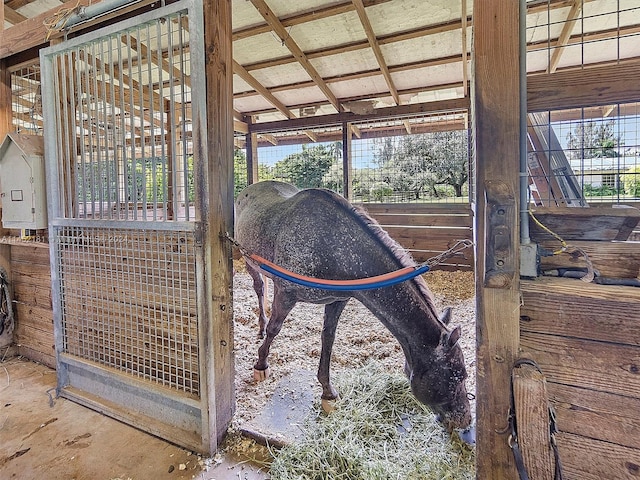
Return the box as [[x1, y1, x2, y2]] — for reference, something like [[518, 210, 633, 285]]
[[258, 263, 430, 291]]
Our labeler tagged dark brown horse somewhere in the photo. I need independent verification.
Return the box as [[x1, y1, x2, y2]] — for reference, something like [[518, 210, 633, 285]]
[[235, 181, 473, 439]]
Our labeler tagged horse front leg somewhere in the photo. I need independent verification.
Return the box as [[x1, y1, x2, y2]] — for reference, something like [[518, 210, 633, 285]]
[[253, 283, 296, 381], [318, 300, 348, 413], [246, 261, 269, 338]]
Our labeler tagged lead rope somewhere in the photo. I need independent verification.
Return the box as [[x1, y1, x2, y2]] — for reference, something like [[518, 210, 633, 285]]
[[0, 267, 14, 337], [508, 359, 564, 480]]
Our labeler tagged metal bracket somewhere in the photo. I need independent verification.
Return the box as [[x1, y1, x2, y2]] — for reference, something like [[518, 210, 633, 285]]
[[484, 180, 516, 288]]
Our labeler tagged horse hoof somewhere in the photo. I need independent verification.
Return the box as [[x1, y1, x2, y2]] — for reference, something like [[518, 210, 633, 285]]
[[457, 425, 476, 446], [321, 396, 340, 414], [253, 367, 270, 382]]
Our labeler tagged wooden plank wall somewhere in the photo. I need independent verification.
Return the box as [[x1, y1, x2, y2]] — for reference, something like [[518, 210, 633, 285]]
[[520, 277, 640, 479], [357, 203, 474, 270], [9, 242, 55, 368]]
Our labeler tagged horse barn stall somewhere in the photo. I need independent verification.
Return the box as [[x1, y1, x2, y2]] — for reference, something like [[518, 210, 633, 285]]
[[0, 0, 640, 479]]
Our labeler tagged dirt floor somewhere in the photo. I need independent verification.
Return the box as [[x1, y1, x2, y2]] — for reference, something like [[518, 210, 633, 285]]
[[0, 268, 475, 479]]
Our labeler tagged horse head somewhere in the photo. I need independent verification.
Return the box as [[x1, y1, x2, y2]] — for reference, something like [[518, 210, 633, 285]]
[[404, 308, 473, 438]]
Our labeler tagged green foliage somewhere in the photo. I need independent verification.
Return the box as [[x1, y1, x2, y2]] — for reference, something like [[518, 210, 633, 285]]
[[272, 144, 337, 189], [622, 165, 640, 197], [582, 183, 617, 197], [369, 181, 393, 201], [566, 120, 622, 159], [376, 130, 469, 199]]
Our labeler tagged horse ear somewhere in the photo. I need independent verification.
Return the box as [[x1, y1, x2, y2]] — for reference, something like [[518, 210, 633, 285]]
[[438, 307, 452, 325], [447, 326, 462, 348]]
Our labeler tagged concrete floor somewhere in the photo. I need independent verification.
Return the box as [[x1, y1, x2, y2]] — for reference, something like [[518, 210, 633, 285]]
[[0, 356, 270, 480]]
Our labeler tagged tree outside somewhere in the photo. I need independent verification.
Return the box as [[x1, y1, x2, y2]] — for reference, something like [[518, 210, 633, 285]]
[[622, 165, 640, 198], [271, 144, 336, 189], [566, 119, 622, 159], [377, 130, 469, 199]]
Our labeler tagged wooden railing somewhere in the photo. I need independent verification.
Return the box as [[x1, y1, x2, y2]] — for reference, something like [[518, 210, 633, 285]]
[[357, 203, 474, 271]]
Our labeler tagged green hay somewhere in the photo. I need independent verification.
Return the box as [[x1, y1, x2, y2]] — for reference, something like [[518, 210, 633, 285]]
[[269, 362, 475, 480]]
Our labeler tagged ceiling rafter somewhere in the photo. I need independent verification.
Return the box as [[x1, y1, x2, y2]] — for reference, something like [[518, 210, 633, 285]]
[[243, 16, 469, 72], [232, 0, 393, 40], [4, 6, 28, 25], [79, 48, 162, 129], [351, 0, 399, 106], [235, 53, 468, 99], [547, 0, 583, 74], [527, 0, 595, 15], [126, 34, 191, 89], [243, 81, 464, 119], [461, 0, 468, 95], [233, 59, 295, 119], [248, 0, 343, 113]]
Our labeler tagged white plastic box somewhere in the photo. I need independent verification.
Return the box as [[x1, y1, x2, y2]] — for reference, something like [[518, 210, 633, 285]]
[[0, 133, 48, 230]]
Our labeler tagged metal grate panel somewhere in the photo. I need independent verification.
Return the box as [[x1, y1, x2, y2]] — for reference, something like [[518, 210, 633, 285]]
[[55, 225, 199, 396], [49, 10, 195, 221]]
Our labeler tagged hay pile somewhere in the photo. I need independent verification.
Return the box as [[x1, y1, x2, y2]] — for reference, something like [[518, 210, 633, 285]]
[[268, 363, 475, 480], [229, 263, 476, 478]]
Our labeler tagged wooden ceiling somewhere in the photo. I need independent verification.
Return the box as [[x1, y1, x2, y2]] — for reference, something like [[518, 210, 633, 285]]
[[2, 0, 640, 137]]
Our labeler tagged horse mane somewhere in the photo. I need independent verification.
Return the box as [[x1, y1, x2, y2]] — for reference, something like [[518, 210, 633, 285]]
[[326, 191, 438, 310]]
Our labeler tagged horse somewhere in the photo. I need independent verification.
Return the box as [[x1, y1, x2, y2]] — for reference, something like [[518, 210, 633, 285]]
[[234, 180, 474, 440]]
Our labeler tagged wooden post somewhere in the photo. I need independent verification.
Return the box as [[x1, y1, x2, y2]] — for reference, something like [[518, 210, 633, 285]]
[[246, 131, 258, 185], [0, 12, 13, 347], [472, 0, 522, 477], [342, 122, 352, 200], [202, 0, 235, 451]]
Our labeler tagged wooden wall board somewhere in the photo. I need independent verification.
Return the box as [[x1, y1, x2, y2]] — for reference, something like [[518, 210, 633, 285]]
[[358, 203, 474, 268], [521, 278, 640, 346], [14, 322, 55, 367], [521, 277, 640, 478], [9, 243, 54, 366], [549, 382, 640, 451], [537, 240, 640, 280], [554, 432, 640, 480], [529, 206, 640, 242], [527, 60, 640, 113], [520, 331, 640, 399]]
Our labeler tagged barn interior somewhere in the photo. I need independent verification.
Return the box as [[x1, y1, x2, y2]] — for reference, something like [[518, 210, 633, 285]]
[[1, 0, 640, 478]]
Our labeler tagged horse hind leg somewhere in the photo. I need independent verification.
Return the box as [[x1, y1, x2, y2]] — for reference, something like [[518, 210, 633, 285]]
[[246, 261, 269, 338], [253, 283, 296, 382], [318, 300, 348, 413]]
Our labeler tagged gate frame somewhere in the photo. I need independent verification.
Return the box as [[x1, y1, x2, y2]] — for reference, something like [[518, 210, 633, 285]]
[[39, 0, 233, 455]]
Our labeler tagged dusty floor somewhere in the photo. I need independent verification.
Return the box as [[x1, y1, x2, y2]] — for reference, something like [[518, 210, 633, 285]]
[[0, 268, 476, 479], [0, 356, 271, 480]]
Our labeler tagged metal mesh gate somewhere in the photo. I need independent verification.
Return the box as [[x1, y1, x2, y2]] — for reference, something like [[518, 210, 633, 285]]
[[56, 226, 199, 395], [40, 0, 215, 453]]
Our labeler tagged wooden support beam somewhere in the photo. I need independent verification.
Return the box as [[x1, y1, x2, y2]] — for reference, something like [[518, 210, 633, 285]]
[[303, 130, 317, 142], [233, 60, 295, 119], [472, 0, 522, 477], [528, 59, 640, 112], [249, 0, 343, 113], [351, 0, 399, 105], [202, 0, 234, 453], [259, 133, 277, 146], [461, 0, 469, 96], [547, 0, 583, 74], [249, 96, 469, 133], [4, 6, 27, 25], [342, 122, 352, 200]]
